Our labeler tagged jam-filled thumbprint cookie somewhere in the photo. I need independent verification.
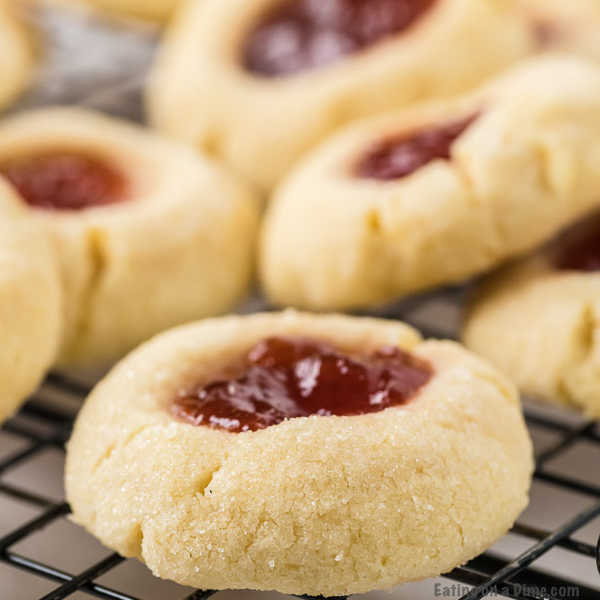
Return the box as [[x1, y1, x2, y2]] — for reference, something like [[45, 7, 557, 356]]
[[147, 0, 535, 190], [464, 214, 600, 419], [0, 1, 33, 111], [519, 0, 600, 62], [260, 56, 600, 311], [0, 181, 62, 423], [66, 311, 533, 596], [0, 108, 260, 370]]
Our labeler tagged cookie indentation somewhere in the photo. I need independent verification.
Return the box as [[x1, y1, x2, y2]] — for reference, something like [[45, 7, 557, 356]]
[[1, 152, 127, 211], [242, 0, 437, 77], [172, 336, 432, 432], [355, 114, 477, 181]]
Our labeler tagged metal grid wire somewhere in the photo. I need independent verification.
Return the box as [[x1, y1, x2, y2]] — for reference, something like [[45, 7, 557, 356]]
[[0, 310, 599, 600]]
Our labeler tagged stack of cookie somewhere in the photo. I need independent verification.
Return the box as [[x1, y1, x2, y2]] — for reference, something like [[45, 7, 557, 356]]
[[1, 0, 599, 596]]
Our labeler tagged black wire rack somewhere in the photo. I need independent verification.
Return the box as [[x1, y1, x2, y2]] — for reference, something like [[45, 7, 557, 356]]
[[0, 315, 599, 600]]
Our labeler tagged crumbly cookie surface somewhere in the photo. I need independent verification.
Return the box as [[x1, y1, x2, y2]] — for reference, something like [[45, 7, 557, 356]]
[[0, 1, 34, 111], [0, 183, 62, 423], [464, 219, 600, 418], [518, 0, 600, 62], [147, 0, 535, 190], [260, 56, 600, 311], [66, 311, 533, 596], [0, 107, 260, 370]]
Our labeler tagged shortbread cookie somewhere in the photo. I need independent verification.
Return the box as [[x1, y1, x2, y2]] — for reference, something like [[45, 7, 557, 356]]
[[0, 1, 33, 110], [0, 182, 62, 423], [147, 0, 535, 190], [260, 56, 600, 311], [0, 108, 259, 370], [519, 0, 600, 62], [66, 311, 533, 596], [464, 214, 600, 418]]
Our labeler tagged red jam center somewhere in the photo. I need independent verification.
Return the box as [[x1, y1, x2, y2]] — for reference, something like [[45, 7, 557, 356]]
[[172, 336, 433, 433], [243, 0, 437, 77], [0, 153, 126, 211], [555, 218, 600, 272], [355, 114, 477, 181]]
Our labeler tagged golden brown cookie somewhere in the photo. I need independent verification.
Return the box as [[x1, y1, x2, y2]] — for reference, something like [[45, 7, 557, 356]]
[[0, 107, 260, 370], [464, 214, 600, 419], [260, 55, 600, 311], [519, 0, 600, 61], [66, 311, 533, 596], [0, 181, 62, 423], [0, 1, 34, 110], [147, 0, 535, 190]]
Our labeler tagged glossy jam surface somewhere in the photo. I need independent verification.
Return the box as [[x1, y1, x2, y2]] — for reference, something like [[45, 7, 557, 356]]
[[0, 153, 126, 211], [355, 114, 477, 181], [555, 218, 600, 272], [243, 0, 436, 77], [172, 336, 433, 433]]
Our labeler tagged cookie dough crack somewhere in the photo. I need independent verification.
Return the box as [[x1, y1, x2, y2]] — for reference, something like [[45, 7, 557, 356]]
[[532, 141, 555, 196], [471, 368, 517, 404], [452, 158, 503, 262], [557, 302, 598, 410], [72, 229, 108, 355], [90, 424, 154, 476], [573, 303, 595, 360], [133, 522, 145, 559], [365, 209, 382, 235], [90, 440, 116, 477], [452, 156, 478, 201], [200, 129, 225, 161], [200, 464, 224, 497], [453, 519, 466, 550]]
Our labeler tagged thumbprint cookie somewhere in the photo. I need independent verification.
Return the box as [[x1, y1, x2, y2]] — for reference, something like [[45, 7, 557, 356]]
[[260, 55, 600, 311], [0, 1, 33, 111], [66, 311, 533, 596], [520, 0, 600, 62], [147, 0, 535, 190], [0, 108, 259, 370], [0, 181, 62, 423], [464, 214, 600, 419]]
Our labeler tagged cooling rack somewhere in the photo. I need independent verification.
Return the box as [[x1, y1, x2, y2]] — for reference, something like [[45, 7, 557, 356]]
[[2, 3, 600, 599]]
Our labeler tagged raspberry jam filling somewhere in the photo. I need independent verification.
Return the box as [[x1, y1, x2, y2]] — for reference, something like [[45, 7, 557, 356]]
[[355, 114, 477, 181], [0, 153, 126, 211], [555, 218, 600, 272], [172, 336, 433, 433], [243, 0, 437, 77]]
